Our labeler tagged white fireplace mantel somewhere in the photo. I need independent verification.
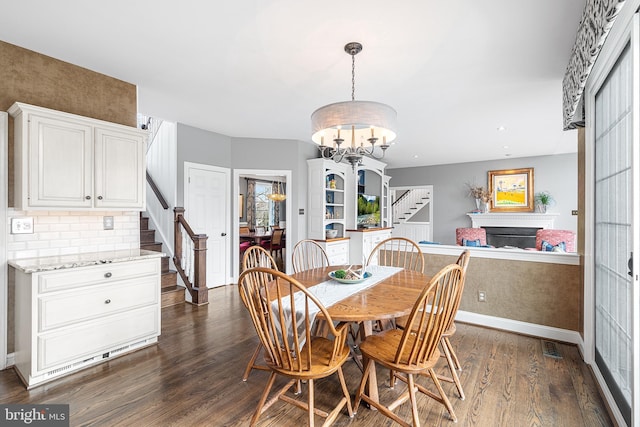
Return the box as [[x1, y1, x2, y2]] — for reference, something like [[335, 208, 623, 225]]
[[466, 212, 559, 229]]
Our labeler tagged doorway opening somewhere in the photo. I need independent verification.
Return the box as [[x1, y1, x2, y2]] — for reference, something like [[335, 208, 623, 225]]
[[233, 169, 292, 280]]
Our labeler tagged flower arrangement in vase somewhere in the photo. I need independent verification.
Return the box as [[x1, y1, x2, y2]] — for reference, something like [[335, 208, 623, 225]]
[[467, 184, 492, 213], [534, 191, 554, 213]]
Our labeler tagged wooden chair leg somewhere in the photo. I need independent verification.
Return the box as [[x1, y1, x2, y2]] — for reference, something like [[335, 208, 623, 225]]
[[250, 371, 277, 426], [444, 336, 461, 370], [354, 358, 373, 412], [440, 338, 464, 399], [308, 378, 315, 427], [428, 368, 457, 422], [337, 367, 354, 417], [407, 374, 421, 427], [243, 343, 263, 381]]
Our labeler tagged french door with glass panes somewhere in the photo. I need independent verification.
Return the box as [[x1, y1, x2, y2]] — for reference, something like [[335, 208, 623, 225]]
[[586, 12, 640, 427]]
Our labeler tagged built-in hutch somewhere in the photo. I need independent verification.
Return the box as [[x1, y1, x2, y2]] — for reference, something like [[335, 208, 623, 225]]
[[307, 157, 392, 264], [9, 102, 147, 211]]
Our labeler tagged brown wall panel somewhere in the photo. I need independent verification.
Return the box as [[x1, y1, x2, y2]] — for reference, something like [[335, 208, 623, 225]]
[[0, 41, 136, 125], [424, 253, 581, 332]]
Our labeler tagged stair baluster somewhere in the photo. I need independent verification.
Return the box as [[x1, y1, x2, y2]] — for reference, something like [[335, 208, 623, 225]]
[[173, 207, 209, 305]]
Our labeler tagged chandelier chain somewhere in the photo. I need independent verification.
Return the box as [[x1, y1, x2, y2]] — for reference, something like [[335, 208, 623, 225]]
[[351, 53, 356, 101]]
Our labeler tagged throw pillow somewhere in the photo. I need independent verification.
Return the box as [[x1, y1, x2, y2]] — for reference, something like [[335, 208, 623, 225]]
[[541, 240, 566, 252], [462, 238, 481, 247]]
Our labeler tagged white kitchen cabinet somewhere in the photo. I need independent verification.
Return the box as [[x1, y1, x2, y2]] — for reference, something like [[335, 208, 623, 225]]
[[346, 228, 392, 265], [9, 102, 147, 210], [12, 257, 161, 388]]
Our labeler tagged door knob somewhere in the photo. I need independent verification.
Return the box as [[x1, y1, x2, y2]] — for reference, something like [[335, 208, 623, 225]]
[[221, 232, 227, 236], [85, 195, 91, 200]]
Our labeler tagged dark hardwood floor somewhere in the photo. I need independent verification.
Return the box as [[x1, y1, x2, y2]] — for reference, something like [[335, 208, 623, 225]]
[[0, 285, 613, 426]]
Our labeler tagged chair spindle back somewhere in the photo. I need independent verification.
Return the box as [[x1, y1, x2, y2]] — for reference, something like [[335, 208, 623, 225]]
[[238, 267, 347, 373], [368, 237, 424, 273], [394, 263, 464, 366], [291, 239, 330, 273]]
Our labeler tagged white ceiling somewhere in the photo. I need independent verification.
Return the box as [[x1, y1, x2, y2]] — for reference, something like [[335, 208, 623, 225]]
[[0, 0, 585, 169]]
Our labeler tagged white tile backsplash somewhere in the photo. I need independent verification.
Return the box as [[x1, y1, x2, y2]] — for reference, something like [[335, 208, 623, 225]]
[[7, 210, 141, 260]]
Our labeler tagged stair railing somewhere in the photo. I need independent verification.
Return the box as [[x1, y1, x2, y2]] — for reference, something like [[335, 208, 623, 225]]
[[392, 188, 431, 224], [173, 207, 208, 305], [147, 171, 169, 210]]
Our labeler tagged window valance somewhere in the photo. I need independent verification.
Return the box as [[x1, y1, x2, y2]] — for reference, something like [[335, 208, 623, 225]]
[[562, 0, 626, 130]]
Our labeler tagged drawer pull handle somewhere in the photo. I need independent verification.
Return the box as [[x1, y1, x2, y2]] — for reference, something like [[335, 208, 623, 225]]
[[104, 272, 112, 278], [105, 299, 111, 304]]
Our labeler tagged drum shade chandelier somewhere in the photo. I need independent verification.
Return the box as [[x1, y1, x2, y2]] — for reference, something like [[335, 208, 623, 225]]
[[311, 42, 397, 170]]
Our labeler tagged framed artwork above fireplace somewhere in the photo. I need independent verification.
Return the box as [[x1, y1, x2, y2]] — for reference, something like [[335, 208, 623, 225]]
[[488, 167, 534, 212]]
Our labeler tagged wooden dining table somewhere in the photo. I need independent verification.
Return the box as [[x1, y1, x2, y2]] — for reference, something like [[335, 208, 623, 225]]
[[239, 231, 272, 246], [290, 265, 429, 405]]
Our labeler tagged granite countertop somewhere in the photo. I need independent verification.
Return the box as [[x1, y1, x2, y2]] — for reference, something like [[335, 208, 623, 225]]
[[8, 249, 165, 273]]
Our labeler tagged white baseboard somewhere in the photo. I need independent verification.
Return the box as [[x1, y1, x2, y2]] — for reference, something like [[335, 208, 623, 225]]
[[4, 352, 14, 369], [456, 310, 585, 356]]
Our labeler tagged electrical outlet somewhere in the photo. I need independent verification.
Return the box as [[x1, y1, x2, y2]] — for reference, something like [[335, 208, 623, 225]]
[[478, 291, 486, 302], [103, 216, 114, 230], [11, 217, 34, 234]]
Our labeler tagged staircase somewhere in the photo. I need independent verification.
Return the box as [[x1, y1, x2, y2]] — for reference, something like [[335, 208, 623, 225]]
[[140, 214, 185, 307], [392, 188, 432, 225]]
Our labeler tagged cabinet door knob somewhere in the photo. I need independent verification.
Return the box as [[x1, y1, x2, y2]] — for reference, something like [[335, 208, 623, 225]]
[[85, 195, 91, 200], [105, 299, 111, 304], [104, 272, 112, 278], [97, 196, 103, 200]]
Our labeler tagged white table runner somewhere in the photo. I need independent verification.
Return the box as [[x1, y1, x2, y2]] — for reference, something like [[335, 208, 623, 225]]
[[306, 265, 402, 308], [272, 265, 402, 348]]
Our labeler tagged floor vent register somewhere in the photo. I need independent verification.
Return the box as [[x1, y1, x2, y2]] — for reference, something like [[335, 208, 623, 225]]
[[541, 340, 562, 359]]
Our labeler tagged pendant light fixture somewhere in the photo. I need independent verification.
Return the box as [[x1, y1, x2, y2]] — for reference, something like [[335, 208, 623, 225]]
[[311, 42, 397, 170], [267, 181, 286, 202]]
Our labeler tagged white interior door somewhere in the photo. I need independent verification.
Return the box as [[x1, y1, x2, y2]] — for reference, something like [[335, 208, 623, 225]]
[[184, 162, 229, 288], [587, 12, 640, 427]]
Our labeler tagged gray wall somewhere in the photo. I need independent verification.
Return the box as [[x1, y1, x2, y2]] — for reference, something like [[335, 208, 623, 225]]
[[177, 123, 232, 206], [176, 124, 318, 277], [387, 153, 578, 244]]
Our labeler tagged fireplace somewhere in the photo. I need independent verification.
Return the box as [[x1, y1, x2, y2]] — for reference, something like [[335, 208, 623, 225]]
[[483, 226, 541, 249]]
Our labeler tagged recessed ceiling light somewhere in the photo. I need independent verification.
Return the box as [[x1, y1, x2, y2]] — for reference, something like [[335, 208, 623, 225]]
[[413, 155, 419, 158], [503, 145, 509, 149], [497, 126, 506, 131]]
